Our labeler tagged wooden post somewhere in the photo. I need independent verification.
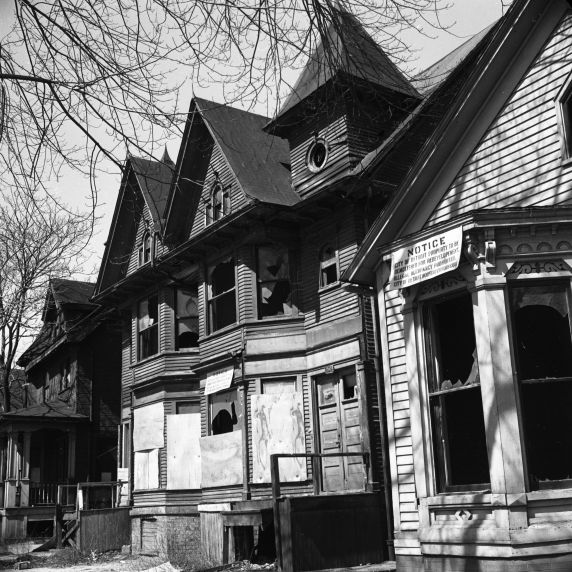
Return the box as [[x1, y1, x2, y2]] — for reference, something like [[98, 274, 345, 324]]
[[312, 455, 321, 496], [271, 454, 282, 570], [55, 502, 63, 549]]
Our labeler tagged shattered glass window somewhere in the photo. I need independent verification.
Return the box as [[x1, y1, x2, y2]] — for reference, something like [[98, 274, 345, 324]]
[[138, 294, 159, 360], [257, 245, 292, 318], [208, 259, 236, 331], [175, 287, 199, 349], [320, 245, 338, 287]]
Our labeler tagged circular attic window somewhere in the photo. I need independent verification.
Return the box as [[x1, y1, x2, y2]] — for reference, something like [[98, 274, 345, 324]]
[[306, 138, 329, 173]]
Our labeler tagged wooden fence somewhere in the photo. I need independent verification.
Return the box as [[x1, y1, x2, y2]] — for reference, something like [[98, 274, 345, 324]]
[[77, 507, 131, 554]]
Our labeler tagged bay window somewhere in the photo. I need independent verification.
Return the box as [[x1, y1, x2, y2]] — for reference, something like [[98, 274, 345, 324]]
[[175, 287, 199, 349], [138, 294, 159, 360], [208, 258, 236, 332], [425, 292, 490, 491], [510, 281, 572, 488], [257, 245, 292, 318]]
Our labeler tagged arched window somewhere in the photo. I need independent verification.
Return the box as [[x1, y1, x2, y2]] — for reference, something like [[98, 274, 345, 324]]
[[138, 231, 152, 266], [319, 244, 338, 287], [207, 183, 230, 225]]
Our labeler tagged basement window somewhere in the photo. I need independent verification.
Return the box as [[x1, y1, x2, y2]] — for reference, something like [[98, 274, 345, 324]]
[[319, 244, 339, 288], [510, 282, 572, 488], [210, 389, 239, 435], [208, 258, 236, 332], [257, 245, 292, 318], [425, 293, 490, 492], [175, 287, 199, 349], [138, 294, 159, 360]]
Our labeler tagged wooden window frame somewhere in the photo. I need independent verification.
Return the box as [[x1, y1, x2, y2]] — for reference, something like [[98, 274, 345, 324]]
[[208, 388, 241, 435], [319, 244, 339, 289], [206, 182, 230, 226], [174, 286, 199, 350], [207, 258, 237, 333], [138, 230, 152, 267], [137, 294, 159, 361], [256, 244, 293, 319]]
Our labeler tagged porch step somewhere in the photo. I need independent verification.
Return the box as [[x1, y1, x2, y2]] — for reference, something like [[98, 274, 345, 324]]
[[312, 563, 396, 572]]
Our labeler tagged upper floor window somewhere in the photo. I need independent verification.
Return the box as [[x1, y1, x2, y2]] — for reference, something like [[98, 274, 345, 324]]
[[510, 281, 572, 488], [138, 231, 152, 266], [424, 292, 489, 492], [175, 287, 199, 349], [306, 137, 329, 173], [208, 258, 236, 332], [206, 183, 230, 225], [319, 244, 338, 288], [210, 388, 239, 435], [257, 245, 292, 318], [138, 294, 159, 360]]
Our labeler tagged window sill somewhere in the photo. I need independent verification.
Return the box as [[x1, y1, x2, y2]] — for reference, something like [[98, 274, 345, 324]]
[[200, 321, 240, 342], [425, 491, 491, 506], [528, 487, 572, 502], [130, 353, 162, 369], [318, 281, 341, 294]]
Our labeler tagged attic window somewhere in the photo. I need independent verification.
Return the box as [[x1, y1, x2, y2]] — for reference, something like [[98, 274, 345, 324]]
[[138, 231, 152, 266], [306, 138, 328, 173], [557, 79, 572, 159], [207, 183, 230, 225]]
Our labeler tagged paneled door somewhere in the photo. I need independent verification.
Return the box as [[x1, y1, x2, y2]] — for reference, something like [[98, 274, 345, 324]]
[[316, 369, 363, 492]]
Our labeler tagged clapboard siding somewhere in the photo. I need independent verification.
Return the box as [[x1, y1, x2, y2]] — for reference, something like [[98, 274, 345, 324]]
[[199, 327, 243, 362], [429, 14, 572, 226], [383, 288, 418, 530], [189, 144, 248, 240], [160, 289, 174, 353], [237, 246, 256, 322], [132, 353, 199, 386], [290, 112, 351, 198], [127, 207, 153, 276]]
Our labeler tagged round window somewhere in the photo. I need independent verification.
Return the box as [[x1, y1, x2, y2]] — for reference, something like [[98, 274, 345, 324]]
[[306, 138, 328, 173]]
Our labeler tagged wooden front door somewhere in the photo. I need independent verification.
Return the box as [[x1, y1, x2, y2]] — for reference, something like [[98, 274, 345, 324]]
[[316, 369, 363, 492]]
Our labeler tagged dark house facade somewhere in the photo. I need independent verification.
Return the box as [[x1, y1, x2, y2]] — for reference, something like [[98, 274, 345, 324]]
[[2, 279, 122, 539]]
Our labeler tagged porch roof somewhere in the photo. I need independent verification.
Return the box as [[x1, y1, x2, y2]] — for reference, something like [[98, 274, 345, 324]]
[[0, 399, 88, 422]]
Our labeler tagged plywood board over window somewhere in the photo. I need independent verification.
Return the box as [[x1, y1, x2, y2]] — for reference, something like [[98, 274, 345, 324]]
[[134, 449, 159, 490], [167, 413, 201, 489], [251, 392, 307, 483], [200, 431, 243, 487], [133, 402, 165, 451]]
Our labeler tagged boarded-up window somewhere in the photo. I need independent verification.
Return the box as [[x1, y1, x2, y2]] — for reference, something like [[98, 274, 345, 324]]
[[133, 403, 164, 451], [208, 259, 236, 332], [175, 287, 199, 349], [138, 294, 158, 360], [510, 282, 572, 488], [167, 411, 201, 489], [425, 293, 489, 492], [134, 450, 159, 490], [257, 245, 292, 318]]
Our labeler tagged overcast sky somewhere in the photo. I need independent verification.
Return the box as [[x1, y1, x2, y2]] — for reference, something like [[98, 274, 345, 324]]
[[0, 0, 505, 278]]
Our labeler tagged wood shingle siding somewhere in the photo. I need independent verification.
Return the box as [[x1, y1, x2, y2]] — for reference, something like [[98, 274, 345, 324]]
[[428, 14, 572, 226]]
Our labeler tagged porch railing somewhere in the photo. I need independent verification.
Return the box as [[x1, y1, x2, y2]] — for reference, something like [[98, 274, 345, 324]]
[[29, 482, 59, 506]]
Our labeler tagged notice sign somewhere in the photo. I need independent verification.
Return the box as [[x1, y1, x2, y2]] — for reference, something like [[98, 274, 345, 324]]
[[388, 227, 462, 290], [204, 366, 234, 396]]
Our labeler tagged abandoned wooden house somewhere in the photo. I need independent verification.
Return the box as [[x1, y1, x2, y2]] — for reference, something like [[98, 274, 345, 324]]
[[89, 6, 431, 568], [2, 278, 122, 541], [343, 0, 572, 570]]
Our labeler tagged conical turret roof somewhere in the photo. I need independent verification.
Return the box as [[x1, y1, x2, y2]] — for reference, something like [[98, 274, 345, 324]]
[[268, 7, 418, 129]]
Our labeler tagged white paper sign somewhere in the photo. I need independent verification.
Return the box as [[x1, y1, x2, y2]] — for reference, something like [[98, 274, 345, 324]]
[[388, 227, 462, 290], [204, 367, 234, 396]]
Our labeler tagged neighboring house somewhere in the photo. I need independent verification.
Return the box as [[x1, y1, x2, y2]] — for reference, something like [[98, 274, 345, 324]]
[[344, 0, 572, 570], [0, 279, 122, 540], [91, 7, 424, 567]]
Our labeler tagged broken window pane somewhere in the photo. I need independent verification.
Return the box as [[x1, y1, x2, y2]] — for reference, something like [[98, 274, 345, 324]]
[[208, 259, 236, 331], [175, 287, 199, 349], [510, 282, 572, 486], [210, 389, 239, 435], [427, 293, 489, 491], [342, 372, 357, 400], [257, 245, 292, 318], [320, 245, 338, 287], [138, 294, 159, 360]]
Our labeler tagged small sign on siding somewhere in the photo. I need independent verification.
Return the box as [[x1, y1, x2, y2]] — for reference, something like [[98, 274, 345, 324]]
[[388, 227, 463, 290], [204, 366, 235, 395]]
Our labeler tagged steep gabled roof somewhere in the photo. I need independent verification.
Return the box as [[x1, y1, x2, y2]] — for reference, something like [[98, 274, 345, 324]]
[[268, 7, 418, 126], [194, 98, 297, 206], [51, 279, 95, 306], [1, 399, 88, 421], [343, 0, 562, 286], [129, 155, 174, 230]]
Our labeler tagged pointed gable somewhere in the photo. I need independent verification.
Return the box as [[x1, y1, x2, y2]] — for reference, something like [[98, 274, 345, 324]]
[[268, 6, 418, 127], [95, 156, 173, 295], [164, 98, 296, 244]]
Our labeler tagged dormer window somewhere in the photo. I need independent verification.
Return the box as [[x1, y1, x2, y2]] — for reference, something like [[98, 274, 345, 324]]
[[138, 230, 152, 266], [306, 138, 328, 173], [319, 244, 339, 288], [207, 183, 230, 225]]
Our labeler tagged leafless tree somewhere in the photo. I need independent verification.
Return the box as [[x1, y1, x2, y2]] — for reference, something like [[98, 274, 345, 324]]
[[0, 189, 91, 411], [0, 0, 453, 208]]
